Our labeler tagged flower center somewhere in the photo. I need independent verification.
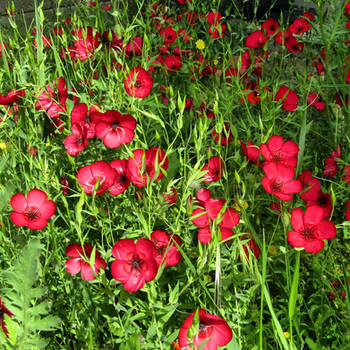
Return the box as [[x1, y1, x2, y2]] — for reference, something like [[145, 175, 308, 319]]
[[317, 195, 328, 207], [25, 208, 39, 221], [76, 137, 82, 145], [134, 80, 142, 88], [84, 116, 91, 124], [271, 179, 283, 192], [271, 152, 283, 163], [156, 245, 166, 256], [111, 121, 119, 130], [301, 226, 316, 240], [129, 255, 143, 271], [199, 322, 206, 332]]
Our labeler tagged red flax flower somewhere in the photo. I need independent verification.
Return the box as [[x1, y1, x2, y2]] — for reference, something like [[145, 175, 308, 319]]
[[109, 159, 130, 196], [65, 244, 106, 281], [298, 170, 321, 201], [125, 36, 143, 56], [287, 206, 336, 254], [0, 297, 13, 337], [261, 18, 279, 36], [306, 190, 333, 219], [10, 189, 56, 230], [275, 85, 298, 111], [260, 135, 299, 168], [77, 161, 117, 195], [178, 309, 232, 350], [71, 103, 101, 139], [202, 156, 224, 183], [262, 162, 302, 201], [73, 26, 100, 61], [241, 140, 260, 165], [0, 88, 25, 105], [63, 123, 88, 156], [151, 230, 181, 268], [95, 110, 136, 149], [307, 92, 325, 110], [35, 77, 68, 118], [245, 30, 268, 48], [111, 238, 158, 292], [124, 67, 153, 98], [211, 122, 233, 145], [126, 147, 169, 188]]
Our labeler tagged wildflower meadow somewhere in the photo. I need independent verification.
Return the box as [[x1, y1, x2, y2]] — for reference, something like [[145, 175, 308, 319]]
[[0, 0, 349, 349]]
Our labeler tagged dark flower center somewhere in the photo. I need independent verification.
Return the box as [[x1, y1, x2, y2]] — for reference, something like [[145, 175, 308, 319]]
[[271, 152, 283, 163], [199, 322, 207, 332], [129, 255, 143, 271], [76, 137, 82, 145], [25, 208, 39, 221], [317, 195, 328, 207], [301, 226, 316, 240], [111, 121, 119, 130], [156, 245, 167, 256], [271, 179, 283, 192], [119, 175, 127, 184], [84, 116, 91, 124], [134, 80, 142, 88]]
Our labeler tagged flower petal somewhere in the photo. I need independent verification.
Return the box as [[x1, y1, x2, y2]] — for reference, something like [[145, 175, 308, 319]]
[[291, 208, 304, 231], [65, 257, 82, 275], [81, 262, 95, 281], [10, 193, 27, 213], [112, 239, 136, 259], [27, 189, 48, 209], [317, 220, 336, 239], [304, 205, 323, 226], [287, 230, 306, 248]]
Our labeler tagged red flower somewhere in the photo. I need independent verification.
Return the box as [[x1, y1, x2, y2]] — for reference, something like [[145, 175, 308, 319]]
[[260, 135, 299, 168], [245, 30, 268, 48], [10, 189, 56, 230], [241, 140, 260, 165], [65, 244, 106, 281], [35, 77, 67, 118], [285, 37, 304, 53], [0, 88, 25, 105], [298, 170, 321, 201], [76, 161, 117, 195], [125, 36, 143, 56], [307, 92, 325, 110], [163, 55, 182, 72], [111, 238, 158, 292], [95, 110, 136, 149], [109, 159, 130, 196], [202, 156, 224, 183], [345, 200, 350, 221], [102, 30, 123, 51], [63, 123, 88, 156], [240, 235, 260, 259], [342, 165, 350, 184], [261, 18, 279, 36], [275, 85, 298, 111], [211, 122, 233, 145], [287, 206, 336, 254], [151, 230, 181, 268], [124, 67, 153, 98], [0, 297, 13, 337], [126, 147, 168, 188], [324, 157, 338, 178], [73, 26, 100, 61], [161, 26, 177, 44], [162, 187, 177, 204], [71, 103, 100, 139], [289, 18, 311, 35], [178, 309, 232, 350], [208, 24, 227, 39], [262, 162, 302, 201], [306, 191, 333, 219]]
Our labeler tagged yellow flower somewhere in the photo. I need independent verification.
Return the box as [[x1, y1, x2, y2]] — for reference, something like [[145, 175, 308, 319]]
[[196, 39, 205, 50], [242, 201, 249, 209], [268, 245, 278, 255], [213, 59, 219, 65], [284, 332, 290, 339], [46, 141, 51, 147], [0, 142, 6, 150]]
